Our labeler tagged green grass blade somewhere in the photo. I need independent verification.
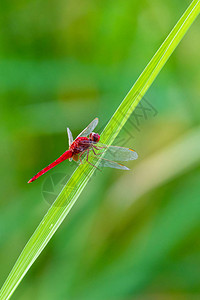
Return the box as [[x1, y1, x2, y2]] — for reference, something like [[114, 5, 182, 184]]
[[0, 1, 200, 299]]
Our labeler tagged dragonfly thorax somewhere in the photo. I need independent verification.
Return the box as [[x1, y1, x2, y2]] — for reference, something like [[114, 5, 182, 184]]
[[70, 137, 90, 154]]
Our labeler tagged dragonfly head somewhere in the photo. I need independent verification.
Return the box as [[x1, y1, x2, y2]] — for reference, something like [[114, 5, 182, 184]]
[[89, 132, 100, 143]]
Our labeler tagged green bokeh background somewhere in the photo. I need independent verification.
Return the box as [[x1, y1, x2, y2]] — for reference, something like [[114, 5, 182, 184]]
[[0, 0, 200, 299]]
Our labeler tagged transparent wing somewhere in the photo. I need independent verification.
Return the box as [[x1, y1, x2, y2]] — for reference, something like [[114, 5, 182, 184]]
[[95, 143, 138, 161], [67, 128, 74, 146], [93, 157, 130, 170], [77, 118, 99, 138], [67, 128, 74, 162]]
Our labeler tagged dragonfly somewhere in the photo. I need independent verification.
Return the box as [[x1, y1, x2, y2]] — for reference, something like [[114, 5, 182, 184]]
[[28, 118, 138, 183]]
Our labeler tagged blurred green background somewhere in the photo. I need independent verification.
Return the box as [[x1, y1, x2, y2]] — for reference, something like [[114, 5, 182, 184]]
[[0, 0, 200, 299]]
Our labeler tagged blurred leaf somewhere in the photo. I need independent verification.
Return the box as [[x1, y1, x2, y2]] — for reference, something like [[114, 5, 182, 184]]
[[77, 173, 200, 300], [108, 126, 200, 207]]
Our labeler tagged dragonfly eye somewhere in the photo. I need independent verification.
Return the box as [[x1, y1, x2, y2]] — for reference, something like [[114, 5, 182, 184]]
[[90, 132, 100, 143]]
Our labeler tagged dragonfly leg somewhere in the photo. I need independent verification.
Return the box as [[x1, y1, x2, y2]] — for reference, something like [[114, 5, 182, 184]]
[[79, 150, 87, 164], [93, 145, 106, 150], [86, 149, 101, 171], [91, 146, 104, 156]]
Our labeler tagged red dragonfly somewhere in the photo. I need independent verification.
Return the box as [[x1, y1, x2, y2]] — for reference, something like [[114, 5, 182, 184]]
[[28, 118, 138, 183]]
